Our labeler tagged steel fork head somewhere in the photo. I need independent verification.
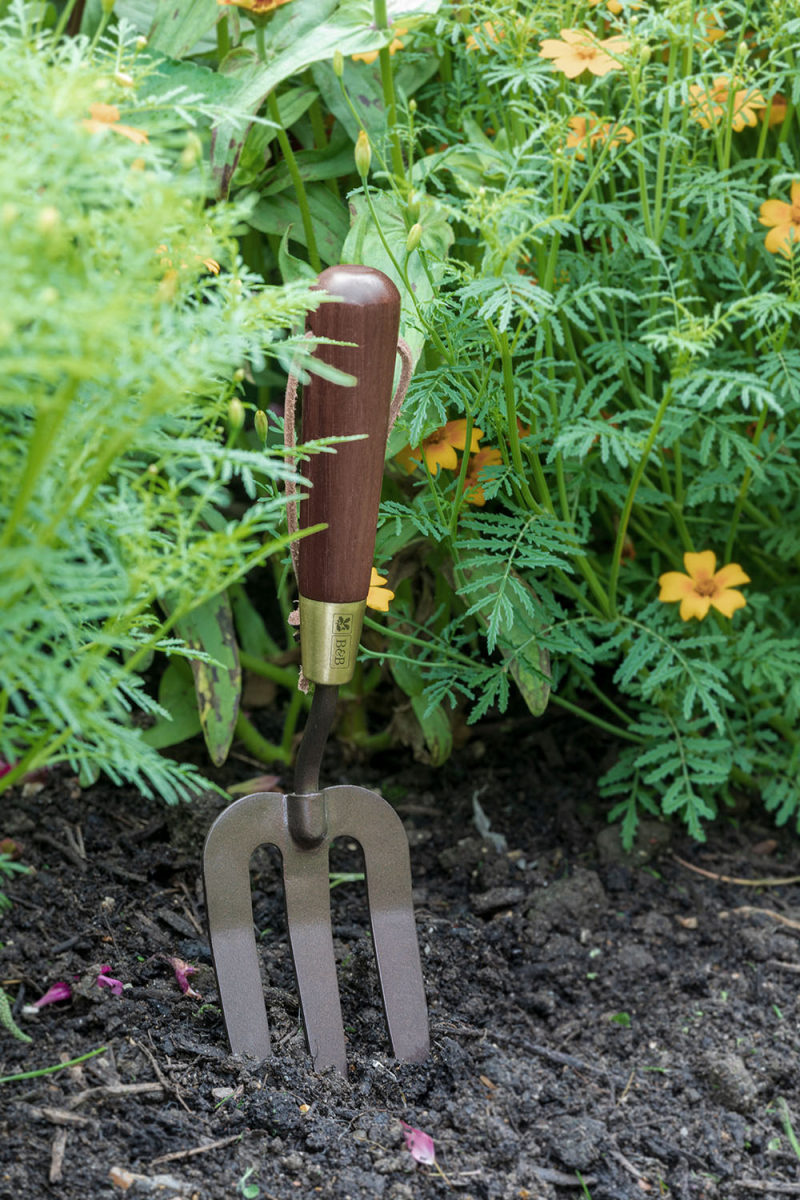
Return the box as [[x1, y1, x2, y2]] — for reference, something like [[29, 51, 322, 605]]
[[203, 784, 430, 1076]]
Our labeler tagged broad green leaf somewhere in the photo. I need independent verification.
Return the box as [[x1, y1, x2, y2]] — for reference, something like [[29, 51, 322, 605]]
[[147, 0, 220, 59], [311, 52, 439, 144], [277, 226, 318, 284], [229, 583, 280, 659], [248, 184, 349, 265], [208, 0, 443, 193], [141, 658, 202, 750], [411, 696, 452, 766], [341, 190, 453, 366], [260, 131, 354, 196], [136, 56, 245, 129], [390, 655, 425, 698], [173, 593, 242, 766]]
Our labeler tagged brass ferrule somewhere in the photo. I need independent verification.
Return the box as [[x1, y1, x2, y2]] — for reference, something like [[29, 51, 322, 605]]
[[299, 596, 366, 686]]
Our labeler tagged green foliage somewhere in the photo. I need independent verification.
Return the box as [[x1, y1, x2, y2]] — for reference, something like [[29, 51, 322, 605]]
[[0, 15, 324, 800]]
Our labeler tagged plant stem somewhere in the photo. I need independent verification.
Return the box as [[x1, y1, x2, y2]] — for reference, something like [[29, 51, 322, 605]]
[[266, 91, 322, 273], [373, 0, 405, 183], [234, 711, 290, 764]]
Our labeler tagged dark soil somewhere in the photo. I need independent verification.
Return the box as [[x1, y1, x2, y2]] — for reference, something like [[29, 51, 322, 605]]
[[2, 717, 800, 1200]]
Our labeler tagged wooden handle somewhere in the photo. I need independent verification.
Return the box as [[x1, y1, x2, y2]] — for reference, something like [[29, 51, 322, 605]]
[[297, 265, 401, 604]]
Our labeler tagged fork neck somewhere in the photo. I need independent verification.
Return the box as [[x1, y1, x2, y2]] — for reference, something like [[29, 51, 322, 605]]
[[293, 684, 339, 796]]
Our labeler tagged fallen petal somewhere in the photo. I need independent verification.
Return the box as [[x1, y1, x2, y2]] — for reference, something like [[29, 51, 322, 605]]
[[34, 981, 72, 1007], [401, 1121, 436, 1165], [164, 956, 199, 997], [97, 968, 124, 997]]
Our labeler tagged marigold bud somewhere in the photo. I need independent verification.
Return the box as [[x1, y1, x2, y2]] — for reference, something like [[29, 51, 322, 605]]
[[354, 130, 372, 177], [254, 409, 269, 443], [407, 189, 421, 222], [639, 44, 652, 66], [233, 367, 246, 383], [228, 398, 245, 430], [406, 223, 422, 253], [332, 49, 344, 77], [37, 206, 60, 234], [409, 98, 417, 113], [114, 71, 134, 88], [135, 35, 148, 51], [101, 0, 115, 13]]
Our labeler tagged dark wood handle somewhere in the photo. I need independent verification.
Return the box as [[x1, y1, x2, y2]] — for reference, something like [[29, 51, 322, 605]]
[[297, 265, 401, 604]]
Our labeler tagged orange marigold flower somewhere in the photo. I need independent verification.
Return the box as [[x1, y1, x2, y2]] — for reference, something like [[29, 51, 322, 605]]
[[758, 94, 789, 126], [539, 29, 629, 79], [686, 77, 766, 131], [366, 568, 394, 612], [759, 181, 800, 258], [352, 27, 407, 64], [466, 20, 504, 51], [565, 112, 634, 160], [463, 447, 503, 507], [396, 419, 483, 475], [588, 0, 640, 15], [217, 0, 294, 10], [82, 103, 148, 145], [658, 551, 749, 622]]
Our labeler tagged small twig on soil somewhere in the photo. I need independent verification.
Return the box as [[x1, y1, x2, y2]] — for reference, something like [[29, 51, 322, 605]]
[[531, 1166, 598, 1186], [732, 1182, 800, 1193], [28, 1106, 93, 1126], [607, 1145, 651, 1185], [509, 1035, 629, 1087], [67, 1082, 164, 1109], [150, 1133, 246, 1166], [0, 1046, 107, 1085], [134, 1038, 192, 1116], [49, 1128, 67, 1183], [32, 831, 87, 873], [767, 960, 800, 975], [674, 855, 800, 887], [723, 907, 800, 933]]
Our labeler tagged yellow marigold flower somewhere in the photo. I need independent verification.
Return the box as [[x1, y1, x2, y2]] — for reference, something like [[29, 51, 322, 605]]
[[352, 27, 407, 65], [686, 77, 766, 131], [82, 103, 148, 145], [466, 20, 504, 51], [758, 94, 789, 127], [217, 0, 294, 10], [565, 113, 634, 160], [539, 29, 629, 79], [658, 551, 749, 622], [366, 568, 394, 612], [396, 419, 483, 475], [588, 0, 640, 15], [759, 181, 800, 257], [463, 447, 503, 507]]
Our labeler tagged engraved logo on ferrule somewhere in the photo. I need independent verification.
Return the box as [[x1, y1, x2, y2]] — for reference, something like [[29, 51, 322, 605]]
[[330, 613, 354, 670]]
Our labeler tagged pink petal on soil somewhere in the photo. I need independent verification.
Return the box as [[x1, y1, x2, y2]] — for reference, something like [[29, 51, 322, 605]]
[[400, 1121, 436, 1165], [97, 967, 124, 996], [34, 982, 72, 1007], [165, 956, 200, 998]]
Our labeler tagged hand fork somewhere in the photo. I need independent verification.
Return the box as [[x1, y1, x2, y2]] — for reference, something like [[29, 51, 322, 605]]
[[203, 266, 430, 1075]]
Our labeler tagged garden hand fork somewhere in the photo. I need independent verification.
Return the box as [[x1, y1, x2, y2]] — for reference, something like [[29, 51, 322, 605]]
[[203, 265, 429, 1076]]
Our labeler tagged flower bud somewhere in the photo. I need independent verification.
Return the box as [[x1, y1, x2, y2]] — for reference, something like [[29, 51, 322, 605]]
[[101, 0, 115, 14], [406, 223, 422, 253], [233, 367, 246, 383], [639, 44, 652, 66], [114, 70, 134, 87], [354, 129, 371, 177], [407, 189, 421, 222], [135, 35, 148, 51], [228, 398, 245, 430], [37, 206, 60, 234], [254, 409, 269, 443], [332, 49, 344, 77], [409, 98, 417, 113]]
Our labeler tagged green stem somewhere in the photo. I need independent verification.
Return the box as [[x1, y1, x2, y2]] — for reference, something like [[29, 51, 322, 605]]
[[266, 91, 321, 273], [608, 386, 674, 614], [547, 693, 644, 744], [280, 685, 305, 758], [0, 1047, 108, 1085], [724, 405, 768, 563], [238, 651, 307, 697], [234, 711, 290, 764], [373, 0, 405, 183]]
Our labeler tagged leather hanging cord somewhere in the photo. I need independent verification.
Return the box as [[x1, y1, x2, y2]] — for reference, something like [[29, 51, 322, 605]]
[[282, 335, 414, 691]]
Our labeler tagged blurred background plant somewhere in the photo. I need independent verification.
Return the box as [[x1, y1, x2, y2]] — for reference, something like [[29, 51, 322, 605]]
[[4, 0, 799, 842]]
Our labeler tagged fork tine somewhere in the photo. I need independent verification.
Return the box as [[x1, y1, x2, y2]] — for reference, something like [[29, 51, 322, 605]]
[[282, 837, 347, 1075], [328, 785, 430, 1064]]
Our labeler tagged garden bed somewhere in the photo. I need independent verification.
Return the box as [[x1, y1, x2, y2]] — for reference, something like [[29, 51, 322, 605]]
[[2, 715, 800, 1200]]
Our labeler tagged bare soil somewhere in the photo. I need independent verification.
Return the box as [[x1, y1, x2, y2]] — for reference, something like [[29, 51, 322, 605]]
[[2, 715, 800, 1200]]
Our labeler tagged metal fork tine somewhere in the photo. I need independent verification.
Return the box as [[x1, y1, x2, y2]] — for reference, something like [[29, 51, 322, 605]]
[[282, 837, 347, 1075]]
